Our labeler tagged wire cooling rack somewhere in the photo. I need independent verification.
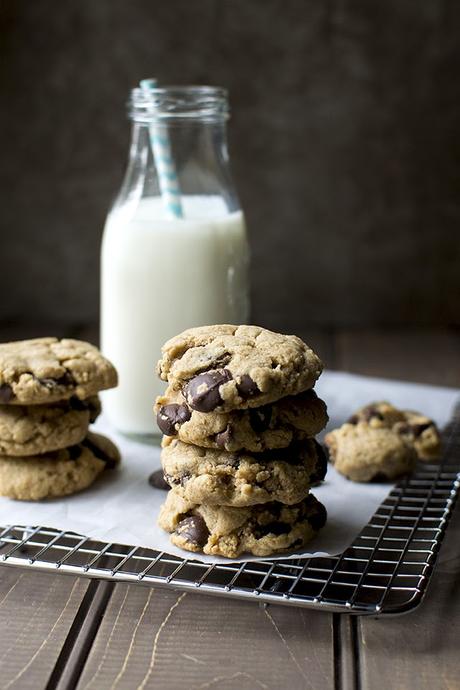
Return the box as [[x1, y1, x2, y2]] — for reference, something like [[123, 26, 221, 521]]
[[0, 406, 459, 616]]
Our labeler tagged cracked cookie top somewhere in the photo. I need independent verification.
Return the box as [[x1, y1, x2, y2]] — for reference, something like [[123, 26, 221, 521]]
[[0, 337, 118, 405], [156, 325, 323, 413]]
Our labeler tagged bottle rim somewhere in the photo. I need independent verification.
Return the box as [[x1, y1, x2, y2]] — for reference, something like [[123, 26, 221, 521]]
[[129, 85, 229, 122]]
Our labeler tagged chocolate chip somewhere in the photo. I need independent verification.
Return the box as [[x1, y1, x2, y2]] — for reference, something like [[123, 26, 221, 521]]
[[148, 470, 170, 490], [0, 383, 13, 403], [215, 424, 234, 448], [308, 502, 327, 531], [370, 472, 388, 483], [58, 371, 76, 386], [67, 444, 82, 460], [347, 414, 359, 425], [311, 441, 328, 483], [397, 423, 411, 434], [256, 521, 291, 537], [39, 371, 75, 390], [175, 515, 209, 547], [362, 406, 383, 422], [68, 396, 88, 411], [183, 369, 232, 412], [411, 422, 433, 437], [180, 473, 191, 487], [157, 403, 191, 435], [236, 375, 260, 399], [248, 405, 272, 433], [291, 538, 304, 548], [82, 437, 116, 468]]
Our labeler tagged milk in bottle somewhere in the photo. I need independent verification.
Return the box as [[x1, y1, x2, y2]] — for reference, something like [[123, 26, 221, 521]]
[[100, 86, 250, 437]]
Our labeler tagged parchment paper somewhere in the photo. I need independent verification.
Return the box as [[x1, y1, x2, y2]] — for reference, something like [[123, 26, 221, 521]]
[[0, 371, 457, 563]]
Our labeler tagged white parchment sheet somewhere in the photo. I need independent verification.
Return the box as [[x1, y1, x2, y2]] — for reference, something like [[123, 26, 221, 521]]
[[0, 371, 458, 563]]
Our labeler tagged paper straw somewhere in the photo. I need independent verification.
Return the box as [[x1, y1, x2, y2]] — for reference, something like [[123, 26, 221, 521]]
[[140, 78, 183, 218]]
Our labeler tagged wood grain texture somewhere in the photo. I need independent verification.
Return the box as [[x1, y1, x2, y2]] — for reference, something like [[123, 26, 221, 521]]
[[76, 587, 334, 690], [0, 569, 89, 689], [358, 504, 460, 690]]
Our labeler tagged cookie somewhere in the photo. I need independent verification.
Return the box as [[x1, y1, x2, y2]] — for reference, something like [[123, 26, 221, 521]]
[[348, 401, 441, 461], [0, 396, 101, 456], [158, 489, 327, 558], [0, 431, 120, 500], [325, 423, 417, 482], [156, 325, 323, 413], [0, 337, 118, 405], [155, 388, 328, 452], [161, 437, 327, 507]]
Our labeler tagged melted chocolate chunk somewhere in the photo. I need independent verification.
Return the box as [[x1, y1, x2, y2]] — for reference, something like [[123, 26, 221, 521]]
[[68, 396, 89, 411], [215, 424, 234, 448], [396, 423, 411, 434], [175, 515, 209, 547], [411, 422, 433, 437], [308, 502, 327, 531], [157, 403, 191, 436], [347, 414, 359, 425], [67, 444, 82, 460], [311, 441, 328, 483], [183, 369, 232, 412], [180, 473, 191, 487], [370, 472, 388, 483], [82, 437, 117, 468], [236, 375, 260, 399], [248, 405, 272, 433], [148, 470, 170, 490], [39, 370, 76, 390], [256, 521, 291, 537], [362, 406, 384, 422], [0, 383, 13, 403]]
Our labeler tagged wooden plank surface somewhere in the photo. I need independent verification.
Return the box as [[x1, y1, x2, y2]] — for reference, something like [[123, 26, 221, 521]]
[[0, 328, 458, 690], [76, 587, 335, 690], [339, 327, 460, 690], [358, 504, 460, 690], [0, 569, 90, 689]]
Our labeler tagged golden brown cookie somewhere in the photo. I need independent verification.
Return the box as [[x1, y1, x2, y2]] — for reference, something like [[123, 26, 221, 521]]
[[0, 337, 117, 405], [155, 388, 328, 452], [161, 437, 327, 507], [157, 325, 323, 413], [158, 489, 327, 558], [0, 431, 120, 500]]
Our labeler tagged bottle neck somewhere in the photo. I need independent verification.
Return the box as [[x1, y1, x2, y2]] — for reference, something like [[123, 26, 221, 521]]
[[119, 117, 240, 215]]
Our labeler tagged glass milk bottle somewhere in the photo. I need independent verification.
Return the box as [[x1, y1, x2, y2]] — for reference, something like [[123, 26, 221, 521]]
[[100, 85, 250, 438]]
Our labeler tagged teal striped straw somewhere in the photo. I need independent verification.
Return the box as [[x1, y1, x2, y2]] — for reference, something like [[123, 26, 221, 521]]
[[140, 78, 183, 218]]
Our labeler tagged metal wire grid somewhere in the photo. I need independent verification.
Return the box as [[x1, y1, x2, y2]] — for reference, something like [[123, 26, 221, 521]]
[[0, 406, 458, 616]]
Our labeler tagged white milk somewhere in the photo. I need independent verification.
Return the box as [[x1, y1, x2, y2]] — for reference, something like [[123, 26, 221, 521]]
[[100, 195, 249, 435]]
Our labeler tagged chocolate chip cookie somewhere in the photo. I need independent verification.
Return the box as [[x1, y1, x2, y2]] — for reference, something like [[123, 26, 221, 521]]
[[161, 437, 327, 507], [155, 388, 328, 452], [0, 431, 120, 500], [325, 423, 417, 482], [0, 337, 118, 405], [0, 396, 101, 456], [157, 325, 323, 413], [158, 489, 327, 558], [347, 401, 441, 461]]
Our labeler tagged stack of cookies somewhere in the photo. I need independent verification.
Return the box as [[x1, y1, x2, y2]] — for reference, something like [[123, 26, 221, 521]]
[[155, 325, 328, 559], [0, 337, 120, 501]]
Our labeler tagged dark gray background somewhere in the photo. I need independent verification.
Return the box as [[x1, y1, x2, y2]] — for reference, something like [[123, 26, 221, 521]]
[[0, 0, 459, 337]]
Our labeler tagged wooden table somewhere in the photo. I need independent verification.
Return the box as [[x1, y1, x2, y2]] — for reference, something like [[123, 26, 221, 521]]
[[0, 329, 459, 690]]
